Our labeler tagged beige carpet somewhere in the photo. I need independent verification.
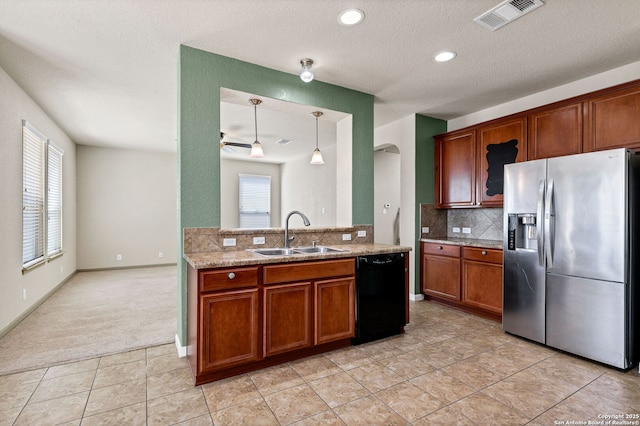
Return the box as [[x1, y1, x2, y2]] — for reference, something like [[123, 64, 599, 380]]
[[0, 265, 176, 376]]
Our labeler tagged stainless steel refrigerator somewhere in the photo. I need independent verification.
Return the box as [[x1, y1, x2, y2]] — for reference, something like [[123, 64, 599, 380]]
[[503, 148, 640, 369]]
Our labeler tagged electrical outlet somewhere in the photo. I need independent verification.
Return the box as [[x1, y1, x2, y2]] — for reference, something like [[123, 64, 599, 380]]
[[462, 227, 471, 234], [158, 252, 163, 258], [357, 230, 366, 238], [253, 236, 266, 245], [342, 233, 352, 241], [116, 254, 122, 261], [452, 227, 461, 233], [422, 227, 430, 234], [22, 288, 27, 301], [223, 238, 236, 247]]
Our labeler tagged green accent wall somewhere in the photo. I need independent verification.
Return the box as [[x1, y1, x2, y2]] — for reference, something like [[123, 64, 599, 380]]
[[177, 46, 374, 344], [414, 114, 447, 293]]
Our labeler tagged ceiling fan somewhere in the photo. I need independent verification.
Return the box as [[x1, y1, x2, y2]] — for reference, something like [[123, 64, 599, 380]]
[[220, 132, 251, 154]]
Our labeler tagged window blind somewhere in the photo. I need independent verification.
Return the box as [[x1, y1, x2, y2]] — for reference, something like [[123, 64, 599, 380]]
[[239, 174, 271, 228], [47, 142, 64, 256], [22, 122, 46, 266]]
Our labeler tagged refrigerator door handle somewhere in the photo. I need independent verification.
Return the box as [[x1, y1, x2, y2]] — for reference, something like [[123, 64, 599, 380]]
[[544, 179, 555, 268], [536, 180, 545, 267]]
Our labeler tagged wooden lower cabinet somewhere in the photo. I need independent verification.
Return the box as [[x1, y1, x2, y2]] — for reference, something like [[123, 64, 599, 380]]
[[264, 282, 312, 356], [421, 244, 460, 301], [421, 242, 503, 320], [315, 277, 355, 345], [461, 247, 503, 315], [187, 258, 356, 385], [200, 288, 260, 373]]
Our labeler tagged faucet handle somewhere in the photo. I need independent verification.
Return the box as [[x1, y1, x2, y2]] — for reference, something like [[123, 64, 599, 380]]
[[312, 240, 319, 247]]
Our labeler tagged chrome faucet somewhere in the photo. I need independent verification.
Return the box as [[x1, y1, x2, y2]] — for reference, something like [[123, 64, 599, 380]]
[[284, 210, 310, 248]]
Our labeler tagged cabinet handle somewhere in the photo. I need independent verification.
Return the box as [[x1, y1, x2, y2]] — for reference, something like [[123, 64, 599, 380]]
[[227, 272, 236, 279], [437, 246, 443, 250], [481, 250, 487, 255]]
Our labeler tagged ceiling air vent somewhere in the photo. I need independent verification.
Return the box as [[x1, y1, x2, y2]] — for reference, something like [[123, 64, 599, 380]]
[[474, 0, 544, 31]]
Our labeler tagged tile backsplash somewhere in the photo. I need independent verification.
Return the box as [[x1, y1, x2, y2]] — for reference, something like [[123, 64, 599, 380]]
[[420, 204, 503, 241]]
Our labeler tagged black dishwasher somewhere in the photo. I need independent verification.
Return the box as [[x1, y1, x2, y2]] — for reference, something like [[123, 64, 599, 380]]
[[352, 253, 407, 345]]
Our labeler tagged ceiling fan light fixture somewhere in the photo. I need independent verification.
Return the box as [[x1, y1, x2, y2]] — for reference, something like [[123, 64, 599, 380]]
[[300, 58, 314, 83], [310, 111, 324, 165], [249, 98, 265, 158], [338, 8, 365, 26]]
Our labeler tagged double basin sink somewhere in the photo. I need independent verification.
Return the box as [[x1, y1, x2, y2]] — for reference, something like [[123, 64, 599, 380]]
[[251, 246, 345, 256]]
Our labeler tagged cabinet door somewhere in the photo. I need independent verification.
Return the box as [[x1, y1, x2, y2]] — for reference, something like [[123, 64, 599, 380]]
[[314, 277, 355, 345], [584, 85, 640, 152], [264, 282, 312, 356], [462, 259, 503, 314], [528, 103, 583, 159], [435, 130, 476, 208], [477, 118, 526, 207], [200, 288, 260, 373], [422, 254, 460, 301]]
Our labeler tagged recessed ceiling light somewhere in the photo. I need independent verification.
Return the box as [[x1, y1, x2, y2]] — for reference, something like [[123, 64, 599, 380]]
[[434, 51, 457, 62], [338, 9, 365, 26]]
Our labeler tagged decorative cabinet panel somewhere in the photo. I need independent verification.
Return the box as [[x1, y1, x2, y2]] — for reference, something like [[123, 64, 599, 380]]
[[584, 84, 640, 152], [477, 117, 527, 206], [528, 102, 583, 159], [435, 130, 476, 208]]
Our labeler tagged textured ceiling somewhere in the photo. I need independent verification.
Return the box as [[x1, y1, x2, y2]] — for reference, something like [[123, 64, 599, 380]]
[[0, 1, 639, 153]]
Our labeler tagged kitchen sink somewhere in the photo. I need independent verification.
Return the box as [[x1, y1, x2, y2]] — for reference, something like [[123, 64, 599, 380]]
[[293, 246, 345, 254], [251, 246, 345, 256], [252, 248, 296, 256]]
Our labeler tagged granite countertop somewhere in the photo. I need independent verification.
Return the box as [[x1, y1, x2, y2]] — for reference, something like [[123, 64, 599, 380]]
[[184, 243, 413, 269], [420, 237, 503, 249]]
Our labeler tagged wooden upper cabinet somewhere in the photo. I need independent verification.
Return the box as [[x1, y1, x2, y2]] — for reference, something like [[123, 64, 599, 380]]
[[584, 85, 640, 152], [528, 102, 583, 159], [476, 117, 527, 207], [435, 130, 476, 208]]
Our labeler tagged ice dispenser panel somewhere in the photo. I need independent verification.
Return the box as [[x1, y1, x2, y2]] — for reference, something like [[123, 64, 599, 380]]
[[508, 214, 537, 250]]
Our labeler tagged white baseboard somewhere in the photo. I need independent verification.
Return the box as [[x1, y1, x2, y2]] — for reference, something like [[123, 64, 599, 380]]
[[175, 334, 187, 358], [409, 293, 424, 301]]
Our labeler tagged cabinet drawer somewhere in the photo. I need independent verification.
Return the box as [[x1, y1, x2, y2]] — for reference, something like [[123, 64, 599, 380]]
[[263, 259, 355, 285], [422, 242, 460, 257], [462, 247, 502, 264], [200, 266, 259, 292]]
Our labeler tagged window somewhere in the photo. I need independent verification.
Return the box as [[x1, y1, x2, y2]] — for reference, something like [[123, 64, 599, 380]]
[[22, 121, 64, 270], [238, 174, 271, 228]]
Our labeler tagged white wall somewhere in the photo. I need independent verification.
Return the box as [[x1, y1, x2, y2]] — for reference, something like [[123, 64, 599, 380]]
[[374, 115, 417, 296], [0, 66, 77, 335], [220, 158, 281, 228], [76, 146, 176, 269], [449, 61, 640, 131], [374, 149, 401, 244], [281, 144, 337, 227]]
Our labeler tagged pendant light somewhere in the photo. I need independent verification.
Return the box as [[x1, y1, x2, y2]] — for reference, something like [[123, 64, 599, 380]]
[[310, 111, 324, 165], [249, 98, 264, 158]]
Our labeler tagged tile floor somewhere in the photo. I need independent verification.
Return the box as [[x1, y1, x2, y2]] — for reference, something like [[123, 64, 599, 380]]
[[1, 300, 639, 425]]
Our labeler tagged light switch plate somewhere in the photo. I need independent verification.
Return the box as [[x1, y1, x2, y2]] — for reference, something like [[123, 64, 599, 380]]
[[357, 230, 366, 237], [223, 238, 236, 247], [253, 236, 265, 245], [452, 227, 461, 233], [462, 227, 471, 234], [422, 227, 430, 234]]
